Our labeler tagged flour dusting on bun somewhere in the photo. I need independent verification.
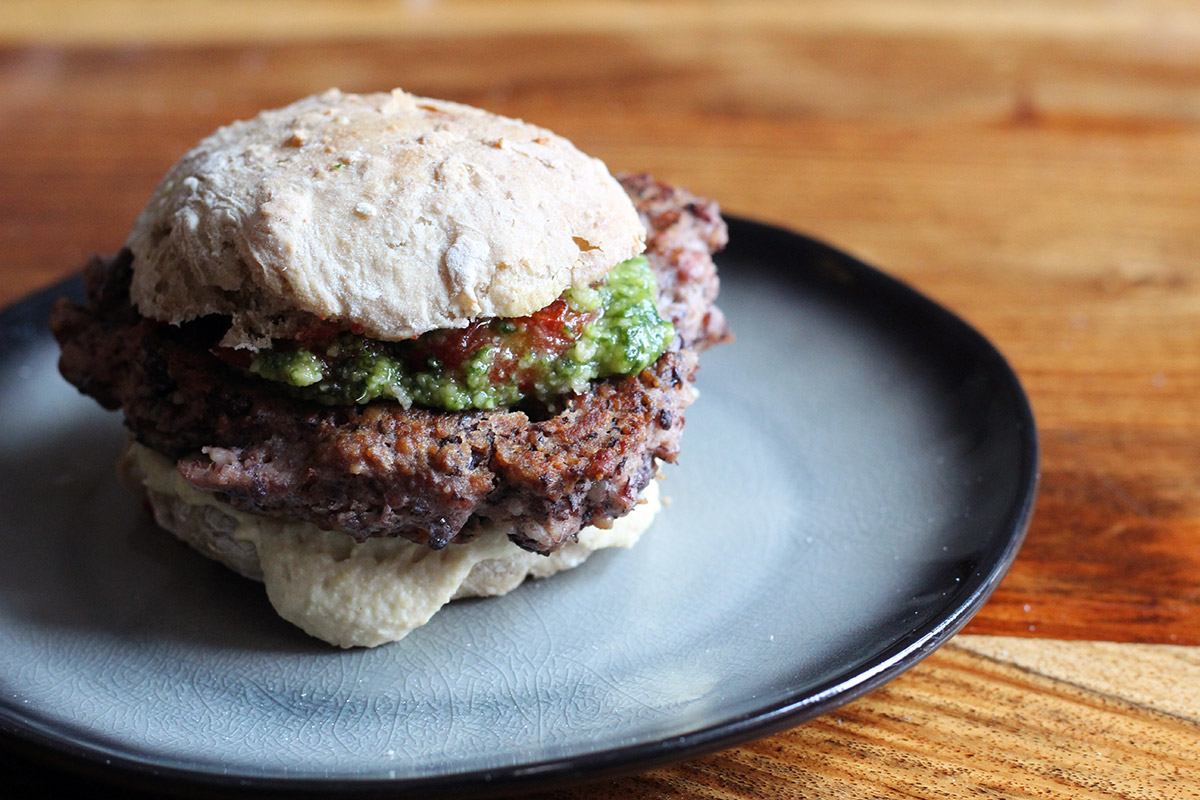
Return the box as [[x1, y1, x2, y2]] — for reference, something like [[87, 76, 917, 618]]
[[127, 89, 645, 349]]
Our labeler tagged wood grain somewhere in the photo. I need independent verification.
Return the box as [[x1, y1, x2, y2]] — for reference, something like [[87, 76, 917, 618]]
[[6, 0, 1200, 45], [1, 2, 1199, 797], [959, 635, 1200, 722], [529, 636, 1200, 800]]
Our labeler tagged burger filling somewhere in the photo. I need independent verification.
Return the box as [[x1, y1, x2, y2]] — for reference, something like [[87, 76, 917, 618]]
[[51, 172, 729, 554], [238, 255, 675, 411]]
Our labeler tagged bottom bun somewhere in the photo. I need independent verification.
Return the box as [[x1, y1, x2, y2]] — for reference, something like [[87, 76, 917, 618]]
[[120, 440, 659, 648]]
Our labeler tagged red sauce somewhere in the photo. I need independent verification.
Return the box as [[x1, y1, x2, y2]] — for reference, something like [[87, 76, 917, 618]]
[[419, 298, 600, 391]]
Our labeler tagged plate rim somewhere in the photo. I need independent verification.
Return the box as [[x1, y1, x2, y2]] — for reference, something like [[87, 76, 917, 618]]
[[0, 216, 1039, 797]]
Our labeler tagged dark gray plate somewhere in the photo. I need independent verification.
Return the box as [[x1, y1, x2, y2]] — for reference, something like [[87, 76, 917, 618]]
[[0, 219, 1036, 797]]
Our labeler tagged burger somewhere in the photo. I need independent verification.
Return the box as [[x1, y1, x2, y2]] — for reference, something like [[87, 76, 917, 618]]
[[51, 89, 729, 648]]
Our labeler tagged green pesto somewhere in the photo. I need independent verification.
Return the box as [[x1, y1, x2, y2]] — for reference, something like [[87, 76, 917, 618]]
[[249, 256, 675, 411]]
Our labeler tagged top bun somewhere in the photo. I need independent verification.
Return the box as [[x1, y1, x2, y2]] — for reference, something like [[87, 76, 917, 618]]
[[126, 89, 645, 348]]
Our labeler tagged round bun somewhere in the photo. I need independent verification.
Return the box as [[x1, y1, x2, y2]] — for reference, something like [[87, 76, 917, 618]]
[[126, 89, 646, 349], [120, 441, 658, 648]]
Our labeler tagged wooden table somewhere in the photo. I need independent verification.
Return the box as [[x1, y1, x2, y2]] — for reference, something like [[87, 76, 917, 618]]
[[1, 2, 1197, 797]]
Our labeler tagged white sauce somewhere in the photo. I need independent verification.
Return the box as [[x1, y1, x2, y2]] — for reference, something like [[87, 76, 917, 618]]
[[127, 443, 657, 648]]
